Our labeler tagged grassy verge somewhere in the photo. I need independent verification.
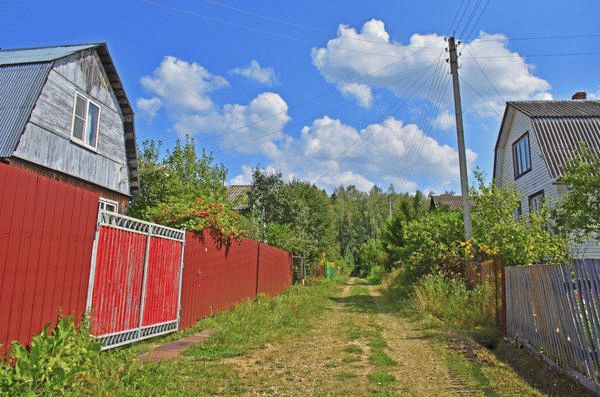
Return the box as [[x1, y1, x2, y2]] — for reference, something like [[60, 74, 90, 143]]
[[381, 269, 594, 396], [67, 281, 336, 396]]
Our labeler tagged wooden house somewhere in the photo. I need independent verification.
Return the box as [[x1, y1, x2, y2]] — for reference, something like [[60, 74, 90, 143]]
[[493, 93, 600, 258], [0, 43, 138, 213]]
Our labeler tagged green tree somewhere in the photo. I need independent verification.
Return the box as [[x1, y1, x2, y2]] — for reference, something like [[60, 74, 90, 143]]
[[554, 147, 600, 244], [471, 171, 569, 266]]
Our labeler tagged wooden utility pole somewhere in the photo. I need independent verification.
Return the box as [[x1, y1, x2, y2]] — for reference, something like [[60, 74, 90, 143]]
[[447, 36, 473, 239]]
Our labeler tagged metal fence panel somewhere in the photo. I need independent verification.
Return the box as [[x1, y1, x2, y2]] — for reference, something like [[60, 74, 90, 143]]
[[179, 231, 260, 329], [506, 261, 600, 387], [0, 163, 98, 355], [86, 211, 185, 349], [257, 243, 292, 296]]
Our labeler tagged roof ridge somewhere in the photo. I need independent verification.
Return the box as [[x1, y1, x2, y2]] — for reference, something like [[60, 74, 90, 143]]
[[0, 42, 103, 53]]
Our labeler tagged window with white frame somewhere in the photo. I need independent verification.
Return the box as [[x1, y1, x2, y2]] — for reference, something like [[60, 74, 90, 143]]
[[71, 93, 100, 149], [99, 198, 118, 213], [512, 132, 532, 179], [528, 190, 544, 213]]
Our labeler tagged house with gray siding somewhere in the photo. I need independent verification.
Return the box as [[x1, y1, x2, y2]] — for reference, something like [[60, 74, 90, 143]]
[[0, 43, 138, 212], [493, 94, 600, 258]]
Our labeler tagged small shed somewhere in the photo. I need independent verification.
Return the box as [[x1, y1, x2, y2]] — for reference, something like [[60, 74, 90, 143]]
[[429, 193, 464, 211]]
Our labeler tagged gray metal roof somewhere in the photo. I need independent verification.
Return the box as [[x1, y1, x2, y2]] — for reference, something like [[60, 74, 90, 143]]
[[508, 100, 600, 118], [0, 44, 99, 66], [227, 185, 251, 211], [0, 62, 52, 156], [0, 43, 140, 195], [532, 117, 600, 179], [429, 194, 464, 211]]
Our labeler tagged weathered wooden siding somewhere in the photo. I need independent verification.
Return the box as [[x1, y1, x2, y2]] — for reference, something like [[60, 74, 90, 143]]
[[13, 49, 130, 196], [496, 109, 600, 258], [495, 109, 559, 215]]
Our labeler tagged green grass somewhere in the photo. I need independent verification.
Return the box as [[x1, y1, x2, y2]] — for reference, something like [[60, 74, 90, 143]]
[[336, 372, 358, 381], [367, 372, 395, 385], [67, 281, 336, 396], [344, 344, 362, 354]]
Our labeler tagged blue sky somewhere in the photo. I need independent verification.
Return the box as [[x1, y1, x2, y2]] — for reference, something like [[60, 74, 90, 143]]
[[2, 0, 599, 193]]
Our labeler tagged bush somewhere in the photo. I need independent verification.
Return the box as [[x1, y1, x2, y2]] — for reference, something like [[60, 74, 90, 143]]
[[412, 273, 487, 330], [0, 316, 101, 396]]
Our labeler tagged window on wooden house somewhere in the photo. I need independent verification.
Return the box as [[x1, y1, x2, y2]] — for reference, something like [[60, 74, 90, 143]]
[[528, 191, 544, 213], [71, 93, 100, 149], [512, 132, 532, 179], [99, 198, 118, 213], [513, 201, 522, 220]]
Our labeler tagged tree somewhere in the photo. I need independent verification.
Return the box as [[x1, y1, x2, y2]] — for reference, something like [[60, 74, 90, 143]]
[[128, 137, 244, 245], [471, 171, 568, 266], [554, 147, 600, 244]]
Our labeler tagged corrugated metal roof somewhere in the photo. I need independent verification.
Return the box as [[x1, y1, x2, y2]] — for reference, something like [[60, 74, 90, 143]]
[[227, 185, 251, 211], [429, 194, 463, 211], [0, 62, 52, 157], [509, 100, 600, 118], [532, 117, 600, 178], [0, 44, 99, 66]]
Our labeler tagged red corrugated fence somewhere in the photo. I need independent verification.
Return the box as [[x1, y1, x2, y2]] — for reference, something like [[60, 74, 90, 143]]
[[179, 231, 293, 329], [0, 163, 99, 353], [0, 163, 293, 352]]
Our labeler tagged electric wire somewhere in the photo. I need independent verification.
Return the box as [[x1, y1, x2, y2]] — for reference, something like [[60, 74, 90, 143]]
[[464, 0, 490, 41], [212, 58, 445, 156], [310, 58, 442, 185], [459, 0, 483, 38]]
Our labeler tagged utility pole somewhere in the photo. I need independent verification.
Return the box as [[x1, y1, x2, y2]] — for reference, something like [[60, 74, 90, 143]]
[[447, 36, 473, 240], [387, 195, 392, 219]]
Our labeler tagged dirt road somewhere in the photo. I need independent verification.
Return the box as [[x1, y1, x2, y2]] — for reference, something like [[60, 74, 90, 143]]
[[220, 278, 565, 396]]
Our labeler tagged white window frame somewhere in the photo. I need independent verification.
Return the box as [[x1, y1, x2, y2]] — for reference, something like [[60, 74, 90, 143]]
[[99, 198, 119, 213], [528, 190, 545, 214], [70, 92, 101, 151]]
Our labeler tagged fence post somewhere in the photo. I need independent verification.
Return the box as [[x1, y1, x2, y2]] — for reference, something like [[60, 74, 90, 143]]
[[85, 208, 104, 315], [176, 231, 186, 330], [255, 243, 261, 298], [498, 258, 507, 336], [137, 224, 153, 339]]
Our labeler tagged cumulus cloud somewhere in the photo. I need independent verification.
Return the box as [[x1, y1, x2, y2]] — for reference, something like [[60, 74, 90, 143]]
[[311, 20, 552, 115], [137, 97, 162, 119], [139, 56, 290, 151], [432, 109, 454, 130], [266, 116, 476, 192], [140, 56, 228, 115], [232, 60, 277, 86]]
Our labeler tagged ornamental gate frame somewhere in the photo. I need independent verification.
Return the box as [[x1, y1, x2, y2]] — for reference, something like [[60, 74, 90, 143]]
[[85, 210, 185, 350]]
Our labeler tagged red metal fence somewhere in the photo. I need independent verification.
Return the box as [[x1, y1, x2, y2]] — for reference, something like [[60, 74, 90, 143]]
[[0, 163, 293, 352], [0, 163, 99, 353], [179, 231, 292, 329], [86, 211, 185, 349]]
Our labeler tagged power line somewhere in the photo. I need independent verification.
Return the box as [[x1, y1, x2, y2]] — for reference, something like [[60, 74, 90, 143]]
[[459, 75, 502, 117], [196, 47, 444, 147], [464, 0, 490, 41], [462, 45, 506, 104], [447, 0, 468, 35], [459, 0, 483, 38], [196, 0, 325, 32], [476, 32, 600, 42], [463, 50, 600, 58], [311, 60, 442, 185], [213, 59, 444, 155], [143, 0, 441, 56]]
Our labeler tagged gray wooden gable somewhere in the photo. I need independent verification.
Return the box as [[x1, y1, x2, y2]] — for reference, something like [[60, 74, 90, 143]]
[[0, 43, 139, 196]]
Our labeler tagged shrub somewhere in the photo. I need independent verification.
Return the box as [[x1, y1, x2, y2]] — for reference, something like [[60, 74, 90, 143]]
[[412, 273, 487, 330], [0, 316, 101, 396]]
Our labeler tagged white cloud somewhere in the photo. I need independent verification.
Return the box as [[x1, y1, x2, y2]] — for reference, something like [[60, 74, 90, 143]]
[[139, 56, 291, 150], [140, 56, 228, 115], [432, 109, 454, 130], [339, 83, 372, 107], [232, 60, 277, 86], [311, 20, 552, 115], [137, 97, 162, 118], [266, 116, 477, 192]]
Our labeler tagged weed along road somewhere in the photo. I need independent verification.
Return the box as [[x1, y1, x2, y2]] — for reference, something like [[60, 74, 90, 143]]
[[77, 277, 586, 397]]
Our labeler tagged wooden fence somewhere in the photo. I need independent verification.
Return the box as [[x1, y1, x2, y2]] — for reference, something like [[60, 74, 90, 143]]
[[464, 259, 505, 331], [505, 260, 600, 391]]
